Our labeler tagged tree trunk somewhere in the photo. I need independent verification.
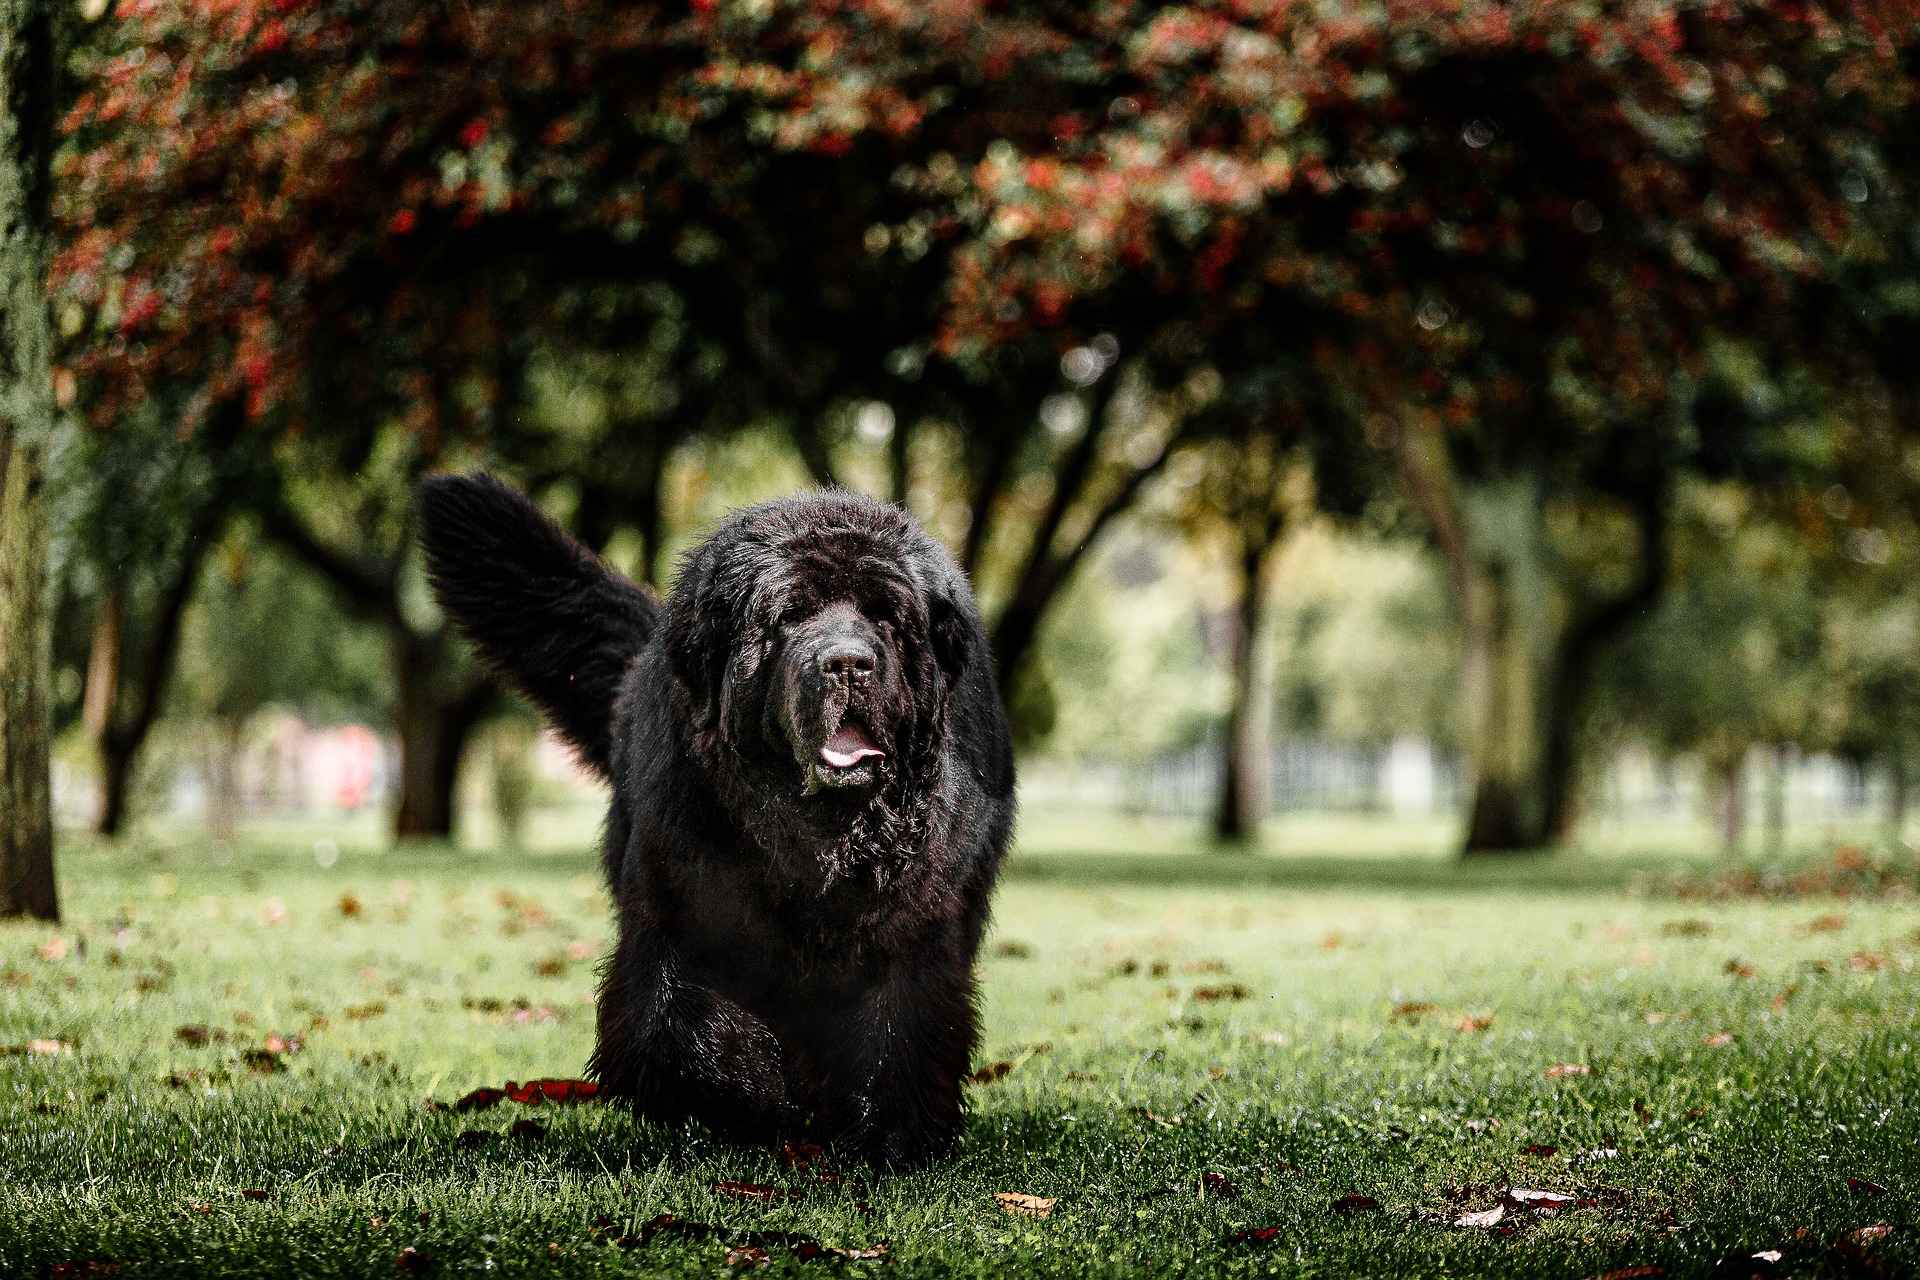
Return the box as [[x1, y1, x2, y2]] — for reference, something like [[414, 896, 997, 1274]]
[[84, 525, 219, 836], [1214, 535, 1279, 845], [1709, 751, 1745, 856], [1456, 475, 1559, 855], [1890, 757, 1910, 849], [1762, 745, 1788, 858], [205, 716, 244, 840], [391, 627, 489, 841], [0, 0, 60, 921]]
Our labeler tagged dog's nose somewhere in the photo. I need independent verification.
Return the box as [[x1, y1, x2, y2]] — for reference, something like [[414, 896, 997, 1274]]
[[819, 641, 876, 681]]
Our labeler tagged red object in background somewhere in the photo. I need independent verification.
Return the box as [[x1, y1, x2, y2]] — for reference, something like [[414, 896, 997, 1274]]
[[331, 725, 375, 810]]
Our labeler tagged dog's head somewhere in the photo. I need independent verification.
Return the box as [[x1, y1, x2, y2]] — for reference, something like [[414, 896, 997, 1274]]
[[664, 492, 975, 801]]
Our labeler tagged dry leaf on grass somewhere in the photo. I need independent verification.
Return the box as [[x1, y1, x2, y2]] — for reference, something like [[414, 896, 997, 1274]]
[[1846, 1226, 1894, 1243], [37, 937, 68, 961], [1201, 1173, 1241, 1199], [966, 1062, 1013, 1085], [1725, 959, 1757, 980], [995, 1192, 1056, 1218], [1453, 1013, 1494, 1033], [715, 1181, 801, 1203], [1224, 1227, 1283, 1244], [1192, 983, 1251, 1002], [1546, 1062, 1593, 1078], [395, 1246, 431, 1275], [448, 1078, 601, 1111], [1505, 1188, 1575, 1214], [1705, 1031, 1736, 1047], [724, 1246, 770, 1268], [1586, 1269, 1665, 1280], [1391, 1002, 1439, 1021], [1846, 1178, 1887, 1194], [1455, 1205, 1506, 1228], [1331, 1194, 1381, 1215]]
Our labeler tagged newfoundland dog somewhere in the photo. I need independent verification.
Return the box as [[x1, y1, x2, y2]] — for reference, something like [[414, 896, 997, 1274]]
[[417, 475, 1014, 1166]]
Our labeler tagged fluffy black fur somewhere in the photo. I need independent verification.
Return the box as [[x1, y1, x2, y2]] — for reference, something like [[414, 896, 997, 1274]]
[[417, 474, 1015, 1166]]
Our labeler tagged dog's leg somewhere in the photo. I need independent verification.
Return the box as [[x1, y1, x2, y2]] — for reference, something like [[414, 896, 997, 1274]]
[[821, 930, 978, 1167], [591, 928, 792, 1141]]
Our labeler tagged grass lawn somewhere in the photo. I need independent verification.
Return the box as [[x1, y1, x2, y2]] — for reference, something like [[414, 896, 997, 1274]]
[[2, 823, 1916, 1278]]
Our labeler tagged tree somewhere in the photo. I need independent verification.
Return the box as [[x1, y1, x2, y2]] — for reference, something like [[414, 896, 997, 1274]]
[[1, 0, 60, 920], [952, 0, 1916, 853]]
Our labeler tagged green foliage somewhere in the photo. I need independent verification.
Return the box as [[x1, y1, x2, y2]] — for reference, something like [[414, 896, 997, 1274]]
[[1270, 527, 1459, 752], [169, 529, 387, 729]]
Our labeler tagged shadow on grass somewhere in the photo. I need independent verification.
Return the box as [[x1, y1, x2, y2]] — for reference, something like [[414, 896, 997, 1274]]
[[999, 848, 1681, 895]]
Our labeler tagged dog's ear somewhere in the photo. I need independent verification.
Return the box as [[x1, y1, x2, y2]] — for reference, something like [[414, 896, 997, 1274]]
[[662, 552, 729, 731], [417, 472, 657, 777], [928, 587, 972, 684]]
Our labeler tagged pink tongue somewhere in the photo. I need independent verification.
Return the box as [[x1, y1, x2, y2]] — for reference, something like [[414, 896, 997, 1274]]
[[821, 724, 884, 769]]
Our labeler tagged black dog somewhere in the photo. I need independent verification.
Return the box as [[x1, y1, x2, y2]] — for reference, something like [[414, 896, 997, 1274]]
[[417, 475, 1014, 1166]]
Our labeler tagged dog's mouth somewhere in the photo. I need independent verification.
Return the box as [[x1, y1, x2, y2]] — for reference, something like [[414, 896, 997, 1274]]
[[805, 719, 885, 793]]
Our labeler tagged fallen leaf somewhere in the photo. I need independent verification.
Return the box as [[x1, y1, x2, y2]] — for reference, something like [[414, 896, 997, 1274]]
[[1525, 1144, 1558, 1156], [1662, 919, 1712, 936], [1464, 1117, 1502, 1132], [240, 1189, 268, 1201], [1849, 951, 1890, 972], [1752, 1249, 1784, 1261], [395, 1246, 431, 1274], [1805, 914, 1847, 933], [1705, 1031, 1736, 1047], [967, 1061, 1013, 1085], [995, 1192, 1056, 1218], [1223, 1228, 1283, 1244], [1330, 1194, 1381, 1215], [827, 1243, 889, 1260], [456, 1130, 493, 1150], [715, 1182, 800, 1203], [1391, 1002, 1439, 1021], [1453, 1013, 1494, 1033], [1066, 1069, 1100, 1080], [1193, 983, 1252, 1001], [261, 1033, 302, 1054], [1505, 1188, 1576, 1214], [506, 1078, 599, 1104], [37, 937, 68, 961], [509, 1119, 546, 1141], [1456, 1205, 1506, 1228], [28, 1038, 70, 1056], [724, 1246, 770, 1268], [1588, 1269, 1664, 1280], [1846, 1178, 1887, 1194], [1725, 960, 1756, 980], [240, 1048, 286, 1073], [339, 894, 362, 918], [780, 1141, 824, 1170], [345, 1002, 388, 1021], [453, 1087, 507, 1112], [1259, 1031, 1289, 1046], [1319, 931, 1343, 949], [1546, 1063, 1593, 1078], [1846, 1226, 1894, 1243], [1201, 1173, 1240, 1199]]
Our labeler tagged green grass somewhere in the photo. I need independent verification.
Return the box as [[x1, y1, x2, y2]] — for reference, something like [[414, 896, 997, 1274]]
[[2, 825, 1916, 1278]]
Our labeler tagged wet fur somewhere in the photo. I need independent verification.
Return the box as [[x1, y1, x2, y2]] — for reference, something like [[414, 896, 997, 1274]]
[[418, 475, 1015, 1165]]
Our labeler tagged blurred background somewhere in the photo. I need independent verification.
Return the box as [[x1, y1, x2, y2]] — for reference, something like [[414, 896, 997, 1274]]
[[8, 0, 1920, 881]]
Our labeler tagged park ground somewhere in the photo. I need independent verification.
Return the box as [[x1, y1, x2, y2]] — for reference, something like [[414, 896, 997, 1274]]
[[1, 812, 1916, 1279]]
